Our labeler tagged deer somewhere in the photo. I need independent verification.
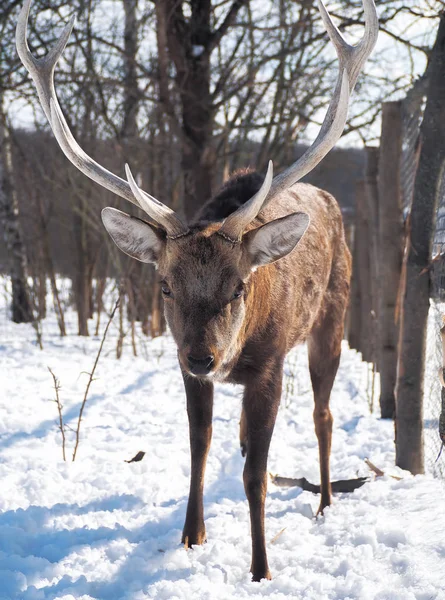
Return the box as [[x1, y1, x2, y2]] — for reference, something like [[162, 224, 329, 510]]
[[16, 0, 378, 582]]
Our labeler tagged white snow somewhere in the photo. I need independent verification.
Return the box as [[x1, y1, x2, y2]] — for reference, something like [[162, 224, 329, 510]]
[[191, 45, 205, 58], [0, 287, 444, 600]]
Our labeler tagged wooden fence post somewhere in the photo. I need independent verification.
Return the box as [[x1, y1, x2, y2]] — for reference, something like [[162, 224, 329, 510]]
[[378, 102, 405, 419]]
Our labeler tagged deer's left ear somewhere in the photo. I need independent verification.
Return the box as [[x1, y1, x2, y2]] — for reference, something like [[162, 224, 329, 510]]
[[243, 212, 310, 269], [101, 207, 165, 264]]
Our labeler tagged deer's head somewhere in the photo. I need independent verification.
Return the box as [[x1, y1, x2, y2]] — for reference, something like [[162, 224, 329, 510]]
[[101, 164, 309, 377]]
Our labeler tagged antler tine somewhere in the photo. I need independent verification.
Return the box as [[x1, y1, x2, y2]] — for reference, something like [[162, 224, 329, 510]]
[[218, 161, 274, 242], [16, 0, 74, 125], [16, 0, 188, 237], [125, 164, 190, 238], [318, 0, 378, 92], [266, 0, 378, 202], [50, 100, 188, 237]]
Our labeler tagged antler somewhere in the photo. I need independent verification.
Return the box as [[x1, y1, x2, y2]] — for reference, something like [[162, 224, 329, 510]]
[[16, 0, 188, 238], [219, 0, 378, 242], [16, 0, 377, 242]]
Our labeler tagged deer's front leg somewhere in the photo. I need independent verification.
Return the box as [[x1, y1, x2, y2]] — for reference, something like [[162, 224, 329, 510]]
[[243, 364, 282, 581], [181, 372, 213, 547]]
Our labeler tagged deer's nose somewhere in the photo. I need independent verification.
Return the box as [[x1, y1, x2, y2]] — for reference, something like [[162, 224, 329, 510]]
[[187, 354, 214, 375]]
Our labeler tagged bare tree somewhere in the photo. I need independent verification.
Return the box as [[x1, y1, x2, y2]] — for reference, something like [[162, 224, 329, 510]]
[[155, 0, 248, 218], [121, 0, 140, 146], [0, 95, 33, 323], [396, 11, 445, 475]]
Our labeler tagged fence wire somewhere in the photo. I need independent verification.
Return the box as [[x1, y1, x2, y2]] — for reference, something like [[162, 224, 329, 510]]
[[400, 78, 445, 479]]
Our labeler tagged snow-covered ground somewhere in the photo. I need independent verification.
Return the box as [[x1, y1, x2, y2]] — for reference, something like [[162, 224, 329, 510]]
[[0, 288, 444, 600]]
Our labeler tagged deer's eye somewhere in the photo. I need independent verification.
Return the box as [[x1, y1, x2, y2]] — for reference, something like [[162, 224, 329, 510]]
[[231, 283, 244, 301], [161, 282, 173, 298]]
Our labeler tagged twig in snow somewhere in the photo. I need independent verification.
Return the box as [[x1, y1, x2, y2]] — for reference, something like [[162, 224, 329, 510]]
[[269, 474, 368, 493], [72, 297, 119, 461], [270, 528, 287, 544], [364, 458, 402, 480], [364, 458, 384, 477], [48, 367, 66, 461]]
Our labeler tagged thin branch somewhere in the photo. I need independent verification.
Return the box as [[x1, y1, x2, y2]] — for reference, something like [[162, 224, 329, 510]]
[[364, 458, 402, 480], [48, 366, 66, 461], [207, 0, 249, 55], [72, 296, 120, 461]]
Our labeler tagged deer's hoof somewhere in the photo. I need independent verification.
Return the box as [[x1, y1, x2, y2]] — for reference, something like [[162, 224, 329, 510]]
[[182, 530, 206, 548], [251, 568, 272, 582], [316, 497, 331, 518]]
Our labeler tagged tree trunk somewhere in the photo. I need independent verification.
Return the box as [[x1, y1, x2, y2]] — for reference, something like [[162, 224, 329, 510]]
[[94, 274, 107, 336], [121, 0, 139, 145], [73, 209, 90, 336], [175, 12, 214, 218], [126, 276, 138, 356], [157, 0, 250, 218], [116, 280, 125, 359], [120, 0, 145, 323], [378, 102, 404, 419], [160, 0, 213, 220], [34, 272, 46, 319], [31, 179, 66, 335], [364, 147, 380, 369], [150, 278, 164, 338], [355, 181, 372, 362], [395, 13, 445, 475], [0, 100, 33, 323], [348, 223, 362, 352]]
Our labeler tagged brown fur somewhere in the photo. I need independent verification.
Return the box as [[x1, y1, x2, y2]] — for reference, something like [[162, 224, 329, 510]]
[[156, 171, 351, 581]]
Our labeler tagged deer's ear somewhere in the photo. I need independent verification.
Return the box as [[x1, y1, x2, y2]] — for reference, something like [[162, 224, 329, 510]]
[[243, 212, 309, 269], [101, 207, 165, 264]]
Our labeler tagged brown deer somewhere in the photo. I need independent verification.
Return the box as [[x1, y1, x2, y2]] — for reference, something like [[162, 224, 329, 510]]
[[17, 0, 378, 581]]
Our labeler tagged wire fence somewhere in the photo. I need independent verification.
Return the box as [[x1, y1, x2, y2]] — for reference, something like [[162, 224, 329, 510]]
[[400, 78, 445, 479]]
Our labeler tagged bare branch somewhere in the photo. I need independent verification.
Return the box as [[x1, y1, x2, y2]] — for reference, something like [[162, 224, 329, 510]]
[[72, 296, 119, 461], [207, 0, 249, 54], [48, 366, 66, 461]]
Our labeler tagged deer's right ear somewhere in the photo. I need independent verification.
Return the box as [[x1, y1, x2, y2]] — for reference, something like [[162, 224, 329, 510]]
[[101, 207, 164, 264]]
